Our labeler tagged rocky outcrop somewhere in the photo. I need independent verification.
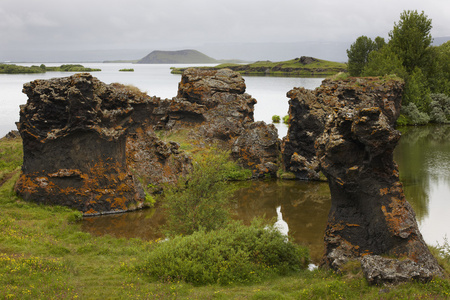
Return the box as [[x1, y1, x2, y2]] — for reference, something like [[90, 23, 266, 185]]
[[360, 255, 435, 285], [307, 77, 442, 282], [15, 74, 147, 215], [231, 121, 279, 178], [15, 74, 194, 215], [170, 68, 280, 178], [15, 69, 280, 214], [282, 77, 403, 180]]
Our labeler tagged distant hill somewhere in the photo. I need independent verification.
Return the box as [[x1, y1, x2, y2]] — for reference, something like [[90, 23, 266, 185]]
[[137, 49, 218, 64]]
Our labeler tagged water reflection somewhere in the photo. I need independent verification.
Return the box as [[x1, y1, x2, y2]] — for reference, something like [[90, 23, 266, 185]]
[[81, 180, 332, 263], [394, 125, 450, 245], [232, 180, 331, 262], [81, 125, 450, 260], [394, 125, 450, 220], [82, 206, 166, 241]]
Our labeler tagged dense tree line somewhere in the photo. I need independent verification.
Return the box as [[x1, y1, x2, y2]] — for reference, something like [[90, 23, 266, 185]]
[[347, 10, 450, 125]]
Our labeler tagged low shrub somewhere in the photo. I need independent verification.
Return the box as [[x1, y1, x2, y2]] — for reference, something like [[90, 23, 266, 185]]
[[138, 220, 310, 285], [400, 102, 430, 125], [272, 115, 281, 123], [162, 148, 239, 236], [282, 115, 290, 124]]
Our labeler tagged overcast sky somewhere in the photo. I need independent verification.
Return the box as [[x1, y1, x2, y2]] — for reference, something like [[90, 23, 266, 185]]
[[1, 0, 449, 62]]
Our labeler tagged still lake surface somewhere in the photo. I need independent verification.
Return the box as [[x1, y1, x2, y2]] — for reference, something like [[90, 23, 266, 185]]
[[1, 63, 448, 262]]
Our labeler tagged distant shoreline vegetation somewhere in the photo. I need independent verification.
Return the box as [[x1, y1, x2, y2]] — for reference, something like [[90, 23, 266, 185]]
[[170, 56, 347, 77], [119, 68, 134, 72], [0, 64, 101, 74]]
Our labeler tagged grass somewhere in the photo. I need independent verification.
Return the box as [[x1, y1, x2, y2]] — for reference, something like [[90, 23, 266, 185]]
[[1, 136, 450, 298]]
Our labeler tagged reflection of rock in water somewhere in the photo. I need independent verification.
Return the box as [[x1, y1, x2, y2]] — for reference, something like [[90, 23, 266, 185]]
[[81, 180, 331, 263], [81, 206, 166, 241], [233, 180, 331, 262], [274, 206, 289, 236]]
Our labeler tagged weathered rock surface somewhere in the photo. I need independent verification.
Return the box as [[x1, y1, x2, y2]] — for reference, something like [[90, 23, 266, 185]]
[[282, 77, 403, 180], [125, 126, 192, 192], [15, 74, 146, 215], [15, 74, 192, 215], [361, 255, 434, 285], [231, 121, 280, 178], [171, 68, 280, 178], [308, 77, 443, 281]]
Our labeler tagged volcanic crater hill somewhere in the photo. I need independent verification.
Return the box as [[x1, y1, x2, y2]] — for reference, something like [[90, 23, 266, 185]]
[[282, 76, 443, 283], [15, 69, 280, 215], [137, 49, 218, 64]]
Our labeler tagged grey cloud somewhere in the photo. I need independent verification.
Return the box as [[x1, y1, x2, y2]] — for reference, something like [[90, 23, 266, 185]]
[[1, 0, 448, 62]]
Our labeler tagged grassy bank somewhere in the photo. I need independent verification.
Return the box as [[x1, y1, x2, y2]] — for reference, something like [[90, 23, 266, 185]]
[[1, 136, 450, 299], [0, 64, 101, 74], [170, 57, 347, 77]]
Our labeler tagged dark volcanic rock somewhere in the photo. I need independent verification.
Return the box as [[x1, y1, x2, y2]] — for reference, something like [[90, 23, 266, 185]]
[[126, 126, 192, 191], [310, 77, 443, 281], [15, 74, 146, 215], [15, 69, 281, 214], [173, 68, 280, 178], [14, 74, 195, 215], [231, 121, 280, 178], [282, 77, 403, 180]]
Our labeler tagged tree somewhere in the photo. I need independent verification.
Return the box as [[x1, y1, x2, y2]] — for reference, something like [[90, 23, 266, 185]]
[[362, 45, 407, 78], [389, 10, 433, 73], [429, 41, 450, 95], [403, 67, 431, 112], [347, 36, 376, 76], [374, 36, 387, 50]]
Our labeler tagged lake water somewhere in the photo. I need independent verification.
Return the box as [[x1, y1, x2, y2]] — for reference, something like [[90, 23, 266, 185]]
[[0, 63, 322, 138], [1, 64, 448, 262]]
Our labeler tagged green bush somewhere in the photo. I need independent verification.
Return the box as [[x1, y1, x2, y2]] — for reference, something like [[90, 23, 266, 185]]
[[272, 115, 281, 123], [162, 149, 238, 236], [400, 102, 430, 125], [429, 93, 450, 123], [138, 220, 310, 285], [282, 115, 290, 124]]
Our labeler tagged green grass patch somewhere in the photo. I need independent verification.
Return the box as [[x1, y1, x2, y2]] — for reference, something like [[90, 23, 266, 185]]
[[0, 137, 22, 183]]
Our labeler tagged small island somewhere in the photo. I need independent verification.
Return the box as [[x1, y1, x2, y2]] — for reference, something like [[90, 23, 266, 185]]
[[171, 56, 347, 77], [0, 63, 101, 74]]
